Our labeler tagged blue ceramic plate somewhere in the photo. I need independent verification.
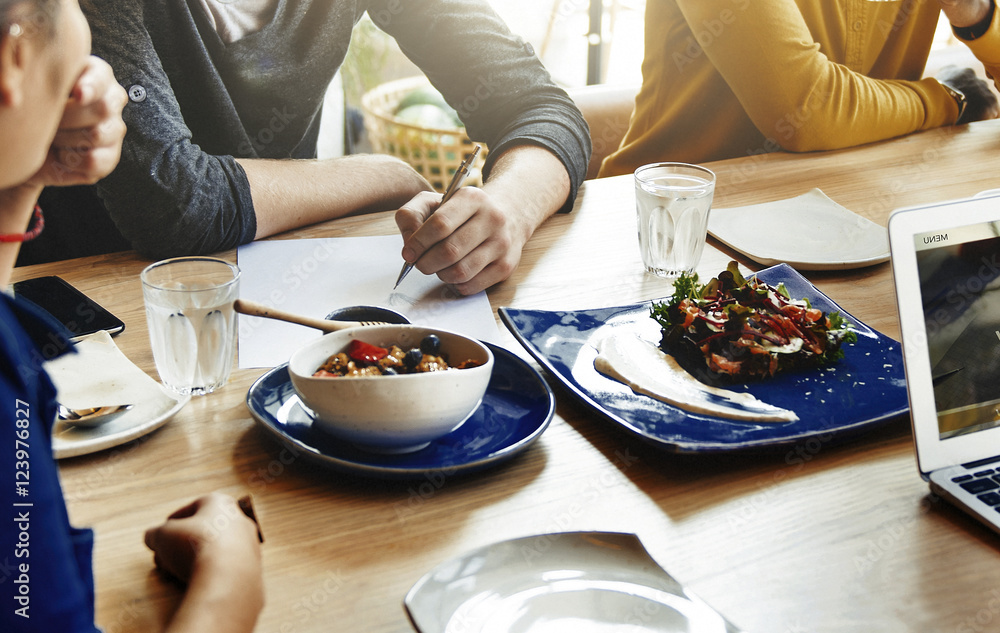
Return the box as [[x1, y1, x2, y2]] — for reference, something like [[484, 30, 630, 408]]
[[499, 264, 908, 453], [245, 343, 554, 479]]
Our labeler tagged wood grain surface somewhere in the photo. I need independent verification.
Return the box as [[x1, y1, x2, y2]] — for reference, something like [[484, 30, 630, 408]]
[[17, 119, 1000, 633]]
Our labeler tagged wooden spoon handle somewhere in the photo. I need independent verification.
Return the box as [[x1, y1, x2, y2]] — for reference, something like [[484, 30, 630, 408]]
[[234, 299, 353, 333]]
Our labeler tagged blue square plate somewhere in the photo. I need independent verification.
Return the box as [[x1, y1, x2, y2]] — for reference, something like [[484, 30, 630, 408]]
[[499, 264, 908, 453]]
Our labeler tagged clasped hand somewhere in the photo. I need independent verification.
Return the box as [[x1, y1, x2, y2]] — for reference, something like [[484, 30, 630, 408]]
[[937, 65, 1000, 124], [28, 55, 127, 187], [144, 493, 262, 585]]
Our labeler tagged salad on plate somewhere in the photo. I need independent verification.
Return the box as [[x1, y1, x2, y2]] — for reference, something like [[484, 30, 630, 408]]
[[651, 261, 857, 384]]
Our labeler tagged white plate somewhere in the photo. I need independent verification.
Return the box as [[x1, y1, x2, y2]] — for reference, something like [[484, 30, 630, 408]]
[[405, 532, 742, 633], [51, 389, 187, 459], [707, 188, 889, 270], [44, 331, 188, 458]]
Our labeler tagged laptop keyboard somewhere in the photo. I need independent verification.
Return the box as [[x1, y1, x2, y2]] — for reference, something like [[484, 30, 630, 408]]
[[927, 459, 1000, 535], [953, 468, 1000, 511]]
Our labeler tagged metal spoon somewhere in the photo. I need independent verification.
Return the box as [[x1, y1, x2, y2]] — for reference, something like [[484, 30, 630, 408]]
[[57, 404, 133, 427]]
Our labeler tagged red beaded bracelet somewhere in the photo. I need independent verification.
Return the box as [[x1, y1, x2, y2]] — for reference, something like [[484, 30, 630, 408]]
[[0, 205, 44, 243]]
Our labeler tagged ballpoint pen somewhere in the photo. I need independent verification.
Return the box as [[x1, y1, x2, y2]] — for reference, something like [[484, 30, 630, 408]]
[[393, 144, 482, 289]]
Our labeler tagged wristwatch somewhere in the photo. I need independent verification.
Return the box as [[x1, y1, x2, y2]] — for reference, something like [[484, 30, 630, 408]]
[[939, 80, 969, 124]]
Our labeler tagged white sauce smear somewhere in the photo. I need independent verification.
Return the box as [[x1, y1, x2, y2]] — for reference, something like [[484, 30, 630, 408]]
[[594, 333, 798, 423]]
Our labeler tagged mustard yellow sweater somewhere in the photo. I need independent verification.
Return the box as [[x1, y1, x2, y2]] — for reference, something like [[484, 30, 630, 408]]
[[600, 0, 1000, 177]]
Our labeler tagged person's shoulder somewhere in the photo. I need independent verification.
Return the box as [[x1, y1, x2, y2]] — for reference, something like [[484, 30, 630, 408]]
[[81, 0, 145, 24]]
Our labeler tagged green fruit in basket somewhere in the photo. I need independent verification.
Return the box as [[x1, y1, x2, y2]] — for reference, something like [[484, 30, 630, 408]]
[[395, 104, 462, 130], [396, 85, 450, 111]]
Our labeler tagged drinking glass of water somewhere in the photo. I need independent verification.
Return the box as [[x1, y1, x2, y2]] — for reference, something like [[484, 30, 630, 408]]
[[634, 162, 716, 278], [141, 257, 240, 396]]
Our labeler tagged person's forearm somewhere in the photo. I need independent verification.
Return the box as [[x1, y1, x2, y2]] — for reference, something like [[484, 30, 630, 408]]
[[163, 557, 263, 633], [240, 154, 433, 239], [674, 0, 952, 151], [939, 0, 993, 27], [480, 144, 571, 238]]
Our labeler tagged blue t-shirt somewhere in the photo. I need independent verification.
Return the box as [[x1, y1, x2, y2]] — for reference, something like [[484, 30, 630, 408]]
[[0, 293, 100, 633]]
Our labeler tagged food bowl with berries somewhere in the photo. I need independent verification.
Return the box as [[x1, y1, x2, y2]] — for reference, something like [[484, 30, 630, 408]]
[[287, 325, 494, 453]]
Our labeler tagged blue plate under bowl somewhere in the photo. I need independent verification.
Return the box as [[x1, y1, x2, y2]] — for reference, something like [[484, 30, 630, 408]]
[[245, 343, 554, 478], [499, 263, 909, 453]]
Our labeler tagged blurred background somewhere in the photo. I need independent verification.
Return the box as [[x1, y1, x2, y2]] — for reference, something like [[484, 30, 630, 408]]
[[319, 1, 993, 173]]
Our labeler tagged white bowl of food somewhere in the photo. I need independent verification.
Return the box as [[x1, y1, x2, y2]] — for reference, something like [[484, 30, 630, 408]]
[[288, 325, 494, 453]]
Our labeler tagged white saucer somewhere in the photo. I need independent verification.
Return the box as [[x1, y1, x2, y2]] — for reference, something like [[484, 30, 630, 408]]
[[708, 188, 889, 270], [51, 390, 187, 459], [45, 331, 188, 458], [405, 532, 742, 632]]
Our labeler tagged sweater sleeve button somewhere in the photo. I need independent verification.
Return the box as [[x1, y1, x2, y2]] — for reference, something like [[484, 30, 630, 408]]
[[128, 85, 147, 103]]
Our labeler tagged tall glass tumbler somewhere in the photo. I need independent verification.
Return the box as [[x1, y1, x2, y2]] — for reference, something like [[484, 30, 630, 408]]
[[141, 257, 240, 396], [634, 162, 716, 278]]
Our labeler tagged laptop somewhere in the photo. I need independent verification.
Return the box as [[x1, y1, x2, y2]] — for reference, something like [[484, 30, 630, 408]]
[[889, 191, 1000, 535]]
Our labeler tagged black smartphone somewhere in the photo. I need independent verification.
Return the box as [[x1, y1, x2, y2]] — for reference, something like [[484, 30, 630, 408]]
[[12, 275, 125, 337]]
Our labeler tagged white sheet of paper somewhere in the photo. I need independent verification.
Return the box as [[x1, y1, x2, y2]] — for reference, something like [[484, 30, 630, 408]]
[[236, 237, 501, 368]]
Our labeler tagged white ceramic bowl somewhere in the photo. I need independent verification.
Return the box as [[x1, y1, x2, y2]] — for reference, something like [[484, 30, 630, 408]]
[[288, 325, 494, 453]]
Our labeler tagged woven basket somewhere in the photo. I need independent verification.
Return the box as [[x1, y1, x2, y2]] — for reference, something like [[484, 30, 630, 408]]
[[361, 76, 486, 192]]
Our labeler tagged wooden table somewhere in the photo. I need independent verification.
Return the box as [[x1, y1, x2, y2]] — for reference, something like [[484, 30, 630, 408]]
[[19, 120, 1000, 633]]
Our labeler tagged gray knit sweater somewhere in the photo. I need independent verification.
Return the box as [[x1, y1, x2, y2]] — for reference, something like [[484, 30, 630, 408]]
[[19, 0, 590, 263]]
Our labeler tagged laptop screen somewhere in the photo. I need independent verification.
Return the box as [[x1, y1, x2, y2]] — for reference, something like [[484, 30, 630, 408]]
[[914, 221, 1000, 439]]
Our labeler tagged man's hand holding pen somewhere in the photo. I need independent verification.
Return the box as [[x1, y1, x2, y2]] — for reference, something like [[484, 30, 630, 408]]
[[395, 179, 528, 296], [396, 143, 532, 296], [395, 142, 573, 296], [394, 146, 480, 289]]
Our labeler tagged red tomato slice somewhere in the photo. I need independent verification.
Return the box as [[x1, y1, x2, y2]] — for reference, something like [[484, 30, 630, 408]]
[[346, 339, 388, 363]]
